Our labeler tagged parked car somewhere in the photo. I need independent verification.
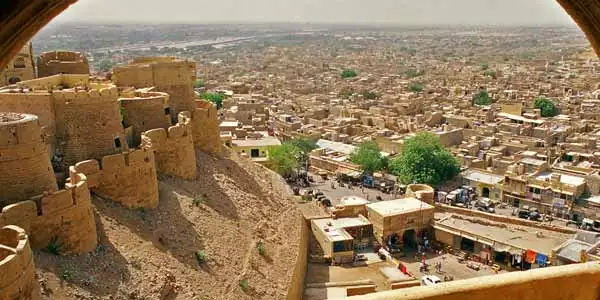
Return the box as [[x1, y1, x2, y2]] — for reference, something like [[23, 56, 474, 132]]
[[580, 218, 600, 232], [421, 275, 442, 286]]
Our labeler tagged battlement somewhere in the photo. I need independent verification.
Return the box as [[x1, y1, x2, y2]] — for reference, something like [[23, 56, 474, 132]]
[[192, 100, 221, 155], [52, 85, 118, 104], [69, 149, 159, 208], [8, 73, 90, 91], [0, 225, 41, 300], [141, 112, 196, 180], [37, 51, 90, 78], [120, 90, 171, 147], [0, 175, 97, 254]]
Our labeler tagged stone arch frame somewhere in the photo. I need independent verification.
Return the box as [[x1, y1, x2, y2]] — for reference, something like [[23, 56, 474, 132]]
[[1, 1, 600, 67]]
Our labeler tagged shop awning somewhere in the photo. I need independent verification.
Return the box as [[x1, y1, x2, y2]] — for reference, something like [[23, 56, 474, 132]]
[[493, 242, 523, 255]]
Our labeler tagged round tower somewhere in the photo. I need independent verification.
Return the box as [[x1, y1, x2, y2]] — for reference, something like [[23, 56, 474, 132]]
[[0, 112, 57, 207], [120, 90, 171, 147], [52, 86, 127, 167], [0, 226, 42, 300]]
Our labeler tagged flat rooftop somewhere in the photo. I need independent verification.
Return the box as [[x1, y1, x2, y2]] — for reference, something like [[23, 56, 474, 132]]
[[435, 213, 573, 256], [340, 195, 370, 206], [535, 171, 585, 186], [312, 218, 356, 242], [232, 136, 281, 147], [462, 169, 504, 185], [367, 198, 434, 217]]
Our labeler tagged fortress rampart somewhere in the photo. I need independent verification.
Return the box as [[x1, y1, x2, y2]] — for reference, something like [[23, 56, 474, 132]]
[[69, 149, 159, 208], [112, 57, 196, 120], [0, 113, 57, 206], [192, 100, 221, 155], [0, 225, 42, 300], [0, 175, 97, 254], [53, 86, 127, 166], [120, 90, 171, 146], [37, 51, 89, 78], [141, 112, 197, 180]]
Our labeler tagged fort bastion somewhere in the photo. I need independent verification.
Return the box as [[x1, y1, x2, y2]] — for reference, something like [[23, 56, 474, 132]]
[[0, 113, 57, 207], [142, 112, 197, 180], [37, 50, 90, 78], [112, 57, 196, 121], [0, 42, 35, 86], [120, 89, 172, 147], [0, 225, 42, 300]]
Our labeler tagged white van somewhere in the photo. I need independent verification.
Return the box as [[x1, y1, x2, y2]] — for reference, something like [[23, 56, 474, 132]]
[[421, 275, 442, 286]]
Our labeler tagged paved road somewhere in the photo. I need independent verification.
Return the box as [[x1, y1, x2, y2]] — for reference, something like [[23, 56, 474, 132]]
[[306, 176, 398, 205]]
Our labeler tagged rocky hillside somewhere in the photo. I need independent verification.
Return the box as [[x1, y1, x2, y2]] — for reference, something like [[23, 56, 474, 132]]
[[34, 149, 303, 300]]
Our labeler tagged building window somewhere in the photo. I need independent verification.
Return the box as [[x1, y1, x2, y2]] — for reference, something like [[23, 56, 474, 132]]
[[250, 149, 260, 157], [8, 77, 21, 84], [114, 137, 122, 148], [13, 57, 26, 68], [164, 107, 171, 115]]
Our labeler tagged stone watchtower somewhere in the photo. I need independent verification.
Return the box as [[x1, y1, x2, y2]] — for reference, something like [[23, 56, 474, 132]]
[[0, 112, 57, 207], [1, 42, 35, 85], [37, 51, 89, 78], [52, 86, 127, 167]]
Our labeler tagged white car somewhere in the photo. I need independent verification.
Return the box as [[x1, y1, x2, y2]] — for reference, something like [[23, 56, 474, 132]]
[[421, 275, 442, 286]]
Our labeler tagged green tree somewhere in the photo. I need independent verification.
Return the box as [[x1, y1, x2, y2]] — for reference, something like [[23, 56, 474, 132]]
[[389, 133, 460, 186], [199, 92, 224, 109], [472, 91, 491, 106], [481, 63, 489, 70], [194, 79, 205, 89], [290, 137, 318, 155], [484, 70, 497, 79], [98, 60, 113, 72], [341, 69, 358, 79], [408, 83, 425, 93], [349, 141, 388, 175], [266, 143, 299, 177], [361, 91, 379, 100], [534, 97, 559, 117]]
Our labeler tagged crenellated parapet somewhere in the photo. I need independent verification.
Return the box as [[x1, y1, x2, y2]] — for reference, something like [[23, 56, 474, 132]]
[[69, 148, 159, 208], [192, 100, 221, 155], [0, 113, 57, 206], [0, 175, 97, 254], [0, 225, 42, 300], [141, 112, 197, 180]]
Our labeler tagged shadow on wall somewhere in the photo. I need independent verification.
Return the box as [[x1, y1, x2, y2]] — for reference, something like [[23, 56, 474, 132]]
[[34, 211, 131, 297]]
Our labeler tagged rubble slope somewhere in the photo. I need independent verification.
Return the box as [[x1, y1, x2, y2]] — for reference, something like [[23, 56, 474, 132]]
[[34, 149, 302, 300]]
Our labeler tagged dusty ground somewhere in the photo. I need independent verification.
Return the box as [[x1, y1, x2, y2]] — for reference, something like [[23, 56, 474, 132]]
[[34, 149, 303, 300]]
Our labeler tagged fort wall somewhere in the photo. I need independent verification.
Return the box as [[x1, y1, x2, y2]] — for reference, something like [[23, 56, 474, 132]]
[[141, 112, 196, 180], [70, 149, 159, 208], [112, 57, 196, 120], [37, 51, 89, 78], [352, 262, 600, 300], [0, 113, 57, 206], [1, 43, 35, 86], [120, 90, 171, 146], [286, 216, 309, 300], [0, 225, 42, 300], [0, 93, 55, 140], [192, 100, 222, 155], [0, 176, 98, 254], [52, 86, 127, 166]]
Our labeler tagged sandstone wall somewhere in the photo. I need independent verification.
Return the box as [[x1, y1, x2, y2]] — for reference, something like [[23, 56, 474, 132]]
[[53, 86, 127, 166], [0, 225, 42, 300], [0, 175, 98, 254], [70, 149, 159, 208], [192, 100, 221, 155], [112, 57, 196, 120], [0, 113, 57, 206], [351, 262, 600, 300], [37, 51, 89, 78], [0, 92, 55, 141], [120, 91, 171, 146], [1, 43, 35, 86], [141, 112, 196, 180], [286, 216, 309, 300]]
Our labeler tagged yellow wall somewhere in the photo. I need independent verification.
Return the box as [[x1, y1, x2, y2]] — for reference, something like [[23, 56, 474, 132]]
[[350, 262, 600, 300]]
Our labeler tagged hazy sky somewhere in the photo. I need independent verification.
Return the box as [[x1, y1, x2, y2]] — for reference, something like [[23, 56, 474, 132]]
[[53, 0, 575, 25]]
